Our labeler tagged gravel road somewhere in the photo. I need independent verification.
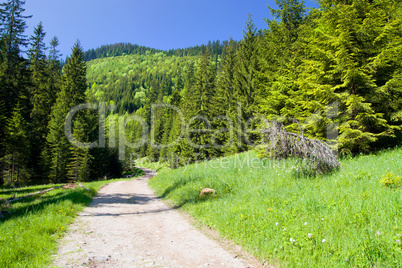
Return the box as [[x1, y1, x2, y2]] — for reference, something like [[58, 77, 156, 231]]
[[53, 168, 254, 268]]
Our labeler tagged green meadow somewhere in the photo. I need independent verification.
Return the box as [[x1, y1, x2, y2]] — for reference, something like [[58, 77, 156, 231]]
[[149, 148, 402, 267]]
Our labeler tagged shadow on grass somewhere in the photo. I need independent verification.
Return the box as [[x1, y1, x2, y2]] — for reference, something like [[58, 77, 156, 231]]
[[0, 185, 60, 197], [159, 176, 204, 199], [153, 175, 224, 208], [0, 187, 96, 224]]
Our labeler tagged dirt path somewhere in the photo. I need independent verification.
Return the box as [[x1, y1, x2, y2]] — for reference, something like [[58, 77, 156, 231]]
[[53, 168, 253, 268]]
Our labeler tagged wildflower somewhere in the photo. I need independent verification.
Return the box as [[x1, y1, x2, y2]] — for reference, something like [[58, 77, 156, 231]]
[[304, 222, 308, 225], [377, 231, 381, 236], [321, 218, 324, 221], [308, 233, 312, 238], [241, 214, 244, 218], [283, 228, 286, 232], [276, 222, 279, 226], [268, 208, 271, 212], [322, 239, 326, 243], [290, 238, 295, 243], [397, 240, 401, 244]]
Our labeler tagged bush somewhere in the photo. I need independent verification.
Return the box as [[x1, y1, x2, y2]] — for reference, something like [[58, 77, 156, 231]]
[[380, 172, 402, 188]]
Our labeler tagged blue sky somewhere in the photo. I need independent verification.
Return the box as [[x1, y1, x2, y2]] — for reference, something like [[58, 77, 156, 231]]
[[23, 0, 318, 58]]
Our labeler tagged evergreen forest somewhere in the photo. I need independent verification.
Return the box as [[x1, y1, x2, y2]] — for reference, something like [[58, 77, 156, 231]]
[[0, 0, 401, 186]]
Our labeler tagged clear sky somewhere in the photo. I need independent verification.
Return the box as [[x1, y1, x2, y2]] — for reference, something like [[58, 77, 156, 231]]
[[23, 0, 317, 58]]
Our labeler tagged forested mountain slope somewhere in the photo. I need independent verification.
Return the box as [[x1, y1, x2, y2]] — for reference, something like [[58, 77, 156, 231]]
[[86, 52, 202, 113], [1, 0, 401, 187], [85, 0, 402, 170]]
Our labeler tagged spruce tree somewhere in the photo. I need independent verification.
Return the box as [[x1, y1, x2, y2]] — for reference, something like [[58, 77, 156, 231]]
[[45, 41, 87, 182], [0, 0, 32, 116], [5, 102, 29, 186], [296, 0, 402, 153], [234, 13, 260, 151], [216, 38, 238, 154], [28, 22, 51, 178], [187, 48, 217, 160], [257, 0, 306, 125]]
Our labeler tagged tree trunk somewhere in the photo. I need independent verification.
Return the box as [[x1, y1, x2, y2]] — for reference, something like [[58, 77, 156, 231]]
[[11, 152, 15, 185]]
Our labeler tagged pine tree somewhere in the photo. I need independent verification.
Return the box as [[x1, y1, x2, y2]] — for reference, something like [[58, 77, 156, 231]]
[[0, 99, 7, 186], [0, 0, 32, 116], [187, 48, 217, 160], [257, 0, 306, 125], [234, 13, 261, 151], [28, 22, 51, 178], [216, 38, 238, 154], [67, 118, 91, 182], [5, 102, 29, 186], [296, 0, 402, 153], [47, 36, 62, 118], [45, 41, 87, 182]]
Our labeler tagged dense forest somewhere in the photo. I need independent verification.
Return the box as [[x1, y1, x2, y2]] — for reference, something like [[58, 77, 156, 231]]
[[0, 0, 401, 186], [0, 0, 122, 186], [88, 0, 402, 169], [83, 40, 227, 61]]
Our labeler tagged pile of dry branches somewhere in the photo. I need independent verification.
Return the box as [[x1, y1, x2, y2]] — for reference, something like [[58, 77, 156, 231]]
[[260, 120, 341, 176]]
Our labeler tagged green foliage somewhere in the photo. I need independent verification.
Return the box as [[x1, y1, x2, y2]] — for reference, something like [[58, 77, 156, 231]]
[[380, 171, 402, 188], [84, 40, 226, 61], [3, 103, 30, 186], [149, 147, 402, 267], [86, 51, 199, 113], [45, 41, 89, 183], [0, 0, 401, 189], [296, 0, 402, 153]]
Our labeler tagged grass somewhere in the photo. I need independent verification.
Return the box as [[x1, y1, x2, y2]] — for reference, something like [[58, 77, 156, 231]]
[[0, 173, 144, 268], [149, 147, 402, 267], [134, 157, 171, 174]]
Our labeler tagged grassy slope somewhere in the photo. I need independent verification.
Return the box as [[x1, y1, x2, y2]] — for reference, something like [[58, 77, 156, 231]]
[[0, 172, 144, 268], [149, 148, 402, 267]]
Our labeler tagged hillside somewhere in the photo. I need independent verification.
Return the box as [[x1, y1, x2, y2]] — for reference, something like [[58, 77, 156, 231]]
[[86, 52, 203, 113], [149, 148, 402, 267], [84, 41, 226, 61]]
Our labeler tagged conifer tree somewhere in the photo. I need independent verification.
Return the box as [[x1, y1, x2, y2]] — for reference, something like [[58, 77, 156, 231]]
[[234, 13, 260, 151], [187, 48, 217, 160], [28, 22, 51, 178], [5, 102, 29, 186], [45, 41, 87, 182], [257, 0, 306, 125], [0, 0, 31, 117], [216, 38, 238, 154], [296, 0, 402, 153], [0, 99, 6, 185]]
